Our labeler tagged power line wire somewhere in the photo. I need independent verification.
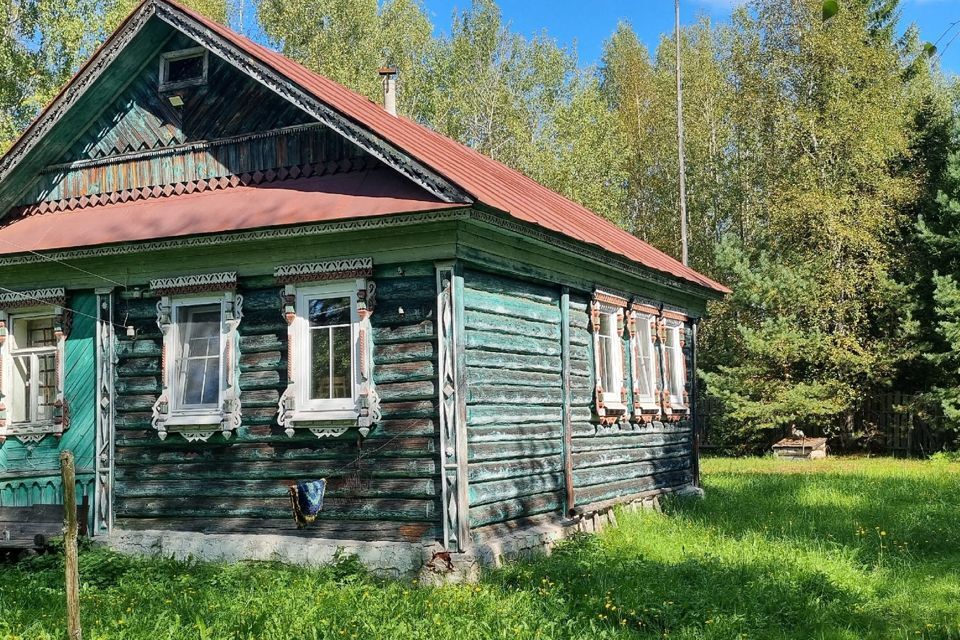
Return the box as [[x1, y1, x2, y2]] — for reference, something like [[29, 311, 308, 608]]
[[0, 238, 127, 289]]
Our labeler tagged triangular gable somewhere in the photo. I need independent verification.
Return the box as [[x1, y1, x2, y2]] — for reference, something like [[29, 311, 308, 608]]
[[0, 0, 469, 218]]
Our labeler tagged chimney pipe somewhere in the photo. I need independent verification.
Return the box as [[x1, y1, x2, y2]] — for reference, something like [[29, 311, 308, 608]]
[[379, 67, 398, 116]]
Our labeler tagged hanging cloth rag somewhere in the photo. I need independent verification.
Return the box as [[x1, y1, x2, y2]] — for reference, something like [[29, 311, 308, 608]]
[[288, 479, 326, 528]]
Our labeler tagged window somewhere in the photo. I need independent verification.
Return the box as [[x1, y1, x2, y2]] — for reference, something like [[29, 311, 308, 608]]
[[9, 314, 58, 425], [174, 304, 222, 410], [159, 47, 208, 91], [0, 290, 70, 445], [275, 259, 380, 439], [295, 283, 358, 417], [590, 294, 627, 424], [631, 313, 657, 407], [597, 310, 623, 405], [151, 273, 243, 442], [663, 321, 686, 407]]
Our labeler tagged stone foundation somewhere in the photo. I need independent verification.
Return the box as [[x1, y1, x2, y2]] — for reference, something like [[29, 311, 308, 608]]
[[102, 486, 702, 582]]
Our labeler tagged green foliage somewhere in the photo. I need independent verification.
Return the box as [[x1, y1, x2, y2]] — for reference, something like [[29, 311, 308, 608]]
[[2, 458, 959, 639]]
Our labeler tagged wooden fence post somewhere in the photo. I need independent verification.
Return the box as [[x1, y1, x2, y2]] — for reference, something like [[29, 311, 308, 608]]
[[60, 450, 82, 640]]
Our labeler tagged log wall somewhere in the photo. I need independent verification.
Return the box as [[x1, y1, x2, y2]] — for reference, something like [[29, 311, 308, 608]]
[[111, 263, 441, 542]]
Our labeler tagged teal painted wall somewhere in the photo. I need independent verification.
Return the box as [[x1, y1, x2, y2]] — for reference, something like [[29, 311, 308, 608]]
[[110, 264, 441, 542], [0, 292, 98, 514]]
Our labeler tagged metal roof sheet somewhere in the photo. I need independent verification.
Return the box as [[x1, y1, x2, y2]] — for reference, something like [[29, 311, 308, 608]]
[[0, 169, 458, 256]]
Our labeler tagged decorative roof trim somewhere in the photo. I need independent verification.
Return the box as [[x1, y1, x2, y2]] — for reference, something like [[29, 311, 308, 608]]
[[0, 1, 157, 212], [0, 287, 66, 310], [275, 257, 373, 284], [11, 157, 376, 217], [0, 208, 712, 301], [150, 271, 237, 295], [592, 289, 629, 308], [43, 122, 328, 173], [152, 1, 470, 205]]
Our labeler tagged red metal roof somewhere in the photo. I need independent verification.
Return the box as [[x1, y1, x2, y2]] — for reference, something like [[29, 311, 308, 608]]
[[162, 1, 727, 294], [0, 0, 728, 294], [0, 169, 458, 256]]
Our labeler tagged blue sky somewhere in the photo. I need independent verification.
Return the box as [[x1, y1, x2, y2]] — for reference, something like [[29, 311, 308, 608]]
[[414, 0, 960, 74]]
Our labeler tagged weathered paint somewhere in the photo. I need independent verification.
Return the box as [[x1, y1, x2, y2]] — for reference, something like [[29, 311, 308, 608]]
[[0, 293, 98, 530]]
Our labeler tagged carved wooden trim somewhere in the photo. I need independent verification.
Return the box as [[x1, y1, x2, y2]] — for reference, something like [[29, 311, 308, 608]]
[[12, 158, 378, 217], [590, 293, 627, 428], [150, 272, 237, 295], [0, 287, 66, 310], [274, 257, 374, 285]]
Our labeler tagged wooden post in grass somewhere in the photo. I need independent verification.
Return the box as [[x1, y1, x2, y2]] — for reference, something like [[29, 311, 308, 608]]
[[60, 450, 82, 640]]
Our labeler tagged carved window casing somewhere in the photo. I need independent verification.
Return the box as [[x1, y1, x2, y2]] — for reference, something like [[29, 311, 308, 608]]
[[276, 258, 379, 439], [659, 313, 689, 418], [151, 272, 243, 442], [0, 288, 70, 445], [590, 290, 629, 425], [628, 304, 660, 422]]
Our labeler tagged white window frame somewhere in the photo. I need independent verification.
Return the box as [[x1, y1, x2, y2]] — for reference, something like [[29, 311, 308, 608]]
[[165, 295, 227, 426], [158, 46, 208, 92], [0, 295, 69, 445], [590, 294, 628, 425], [597, 308, 624, 407], [630, 311, 658, 411], [152, 276, 243, 443], [662, 320, 687, 409], [292, 282, 360, 420]]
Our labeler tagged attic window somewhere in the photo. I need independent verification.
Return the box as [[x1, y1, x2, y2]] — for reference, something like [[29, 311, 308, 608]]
[[159, 47, 208, 91]]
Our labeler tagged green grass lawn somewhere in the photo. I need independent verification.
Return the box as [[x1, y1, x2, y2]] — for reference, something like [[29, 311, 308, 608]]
[[2, 456, 959, 640]]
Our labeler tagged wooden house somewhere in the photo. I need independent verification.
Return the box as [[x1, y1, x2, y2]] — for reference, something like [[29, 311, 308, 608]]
[[0, 0, 728, 574]]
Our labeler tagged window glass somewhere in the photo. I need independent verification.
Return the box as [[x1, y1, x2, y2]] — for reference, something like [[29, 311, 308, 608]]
[[175, 305, 221, 408], [664, 324, 685, 402], [598, 311, 621, 397], [10, 316, 57, 424], [308, 296, 352, 400], [635, 318, 655, 400], [166, 54, 204, 84]]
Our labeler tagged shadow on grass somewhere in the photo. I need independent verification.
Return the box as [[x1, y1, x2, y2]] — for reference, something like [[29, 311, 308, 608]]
[[668, 469, 960, 560], [487, 531, 878, 638]]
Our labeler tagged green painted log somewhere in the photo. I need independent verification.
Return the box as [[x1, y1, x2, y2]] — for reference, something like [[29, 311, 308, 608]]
[[465, 330, 560, 358], [238, 389, 280, 408], [468, 439, 562, 462], [575, 470, 692, 507], [573, 455, 691, 489], [375, 342, 436, 365], [115, 440, 432, 464], [239, 334, 284, 353], [116, 358, 160, 376], [466, 368, 561, 389], [462, 288, 560, 324], [115, 495, 436, 521], [116, 341, 162, 358], [376, 380, 437, 403], [469, 473, 564, 506], [466, 423, 562, 442], [115, 376, 162, 394], [373, 360, 435, 384], [571, 432, 690, 454], [572, 443, 690, 469], [372, 320, 435, 345], [372, 418, 437, 438], [468, 491, 562, 528], [116, 457, 437, 480], [467, 385, 561, 406], [468, 455, 562, 483], [239, 351, 284, 372], [464, 269, 559, 304], [239, 370, 282, 390], [468, 404, 562, 426], [114, 395, 158, 412], [119, 477, 435, 500], [465, 350, 560, 373], [115, 517, 439, 542], [464, 309, 560, 341]]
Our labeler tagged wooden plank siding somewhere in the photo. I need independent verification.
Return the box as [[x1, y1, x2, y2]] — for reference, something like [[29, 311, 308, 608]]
[[0, 292, 98, 532], [111, 263, 441, 542]]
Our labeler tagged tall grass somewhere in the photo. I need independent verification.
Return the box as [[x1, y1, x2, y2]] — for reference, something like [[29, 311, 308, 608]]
[[1, 457, 958, 639]]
